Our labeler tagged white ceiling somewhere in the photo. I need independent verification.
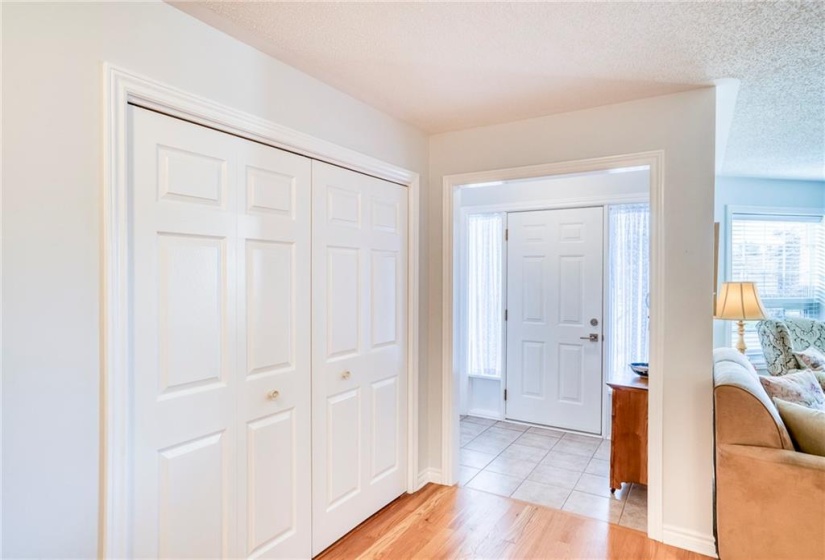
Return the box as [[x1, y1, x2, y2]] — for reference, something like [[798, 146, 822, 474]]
[[174, 1, 825, 180]]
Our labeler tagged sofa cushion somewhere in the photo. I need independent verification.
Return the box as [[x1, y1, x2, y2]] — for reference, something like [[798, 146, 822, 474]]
[[794, 346, 825, 371], [760, 370, 825, 411], [774, 398, 825, 457], [714, 347, 759, 377]]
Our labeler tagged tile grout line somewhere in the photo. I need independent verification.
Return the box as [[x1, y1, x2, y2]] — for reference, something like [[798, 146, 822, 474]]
[[463, 420, 595, 500], [507, 434, 558, 499], [461, 417, 640, 526], [461, 421, 549, 488]]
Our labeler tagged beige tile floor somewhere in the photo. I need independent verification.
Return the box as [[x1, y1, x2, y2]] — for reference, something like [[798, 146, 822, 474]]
[[459, 415, 648, 531]]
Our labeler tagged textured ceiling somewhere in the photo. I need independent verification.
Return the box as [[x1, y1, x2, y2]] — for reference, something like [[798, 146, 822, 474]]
[[173, 1, 825, 180]]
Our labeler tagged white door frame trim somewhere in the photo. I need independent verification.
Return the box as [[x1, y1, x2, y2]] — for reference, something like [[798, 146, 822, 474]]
[[441, 152, 665, 542], [101, 63, 420, 557]]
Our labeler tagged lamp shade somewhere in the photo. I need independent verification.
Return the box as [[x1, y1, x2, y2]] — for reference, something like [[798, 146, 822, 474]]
[[715, 282, 768, 320]]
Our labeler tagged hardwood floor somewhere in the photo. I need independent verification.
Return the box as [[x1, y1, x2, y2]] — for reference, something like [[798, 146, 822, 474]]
[[317, 484, 712, 560]]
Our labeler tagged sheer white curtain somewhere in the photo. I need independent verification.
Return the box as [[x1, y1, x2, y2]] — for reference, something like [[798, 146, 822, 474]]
[[466, 214, 504, 377], [608, 204, 650, 374]]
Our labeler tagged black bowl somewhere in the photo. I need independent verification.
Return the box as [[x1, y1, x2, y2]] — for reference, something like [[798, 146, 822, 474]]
[[629, 362, 649, 376]]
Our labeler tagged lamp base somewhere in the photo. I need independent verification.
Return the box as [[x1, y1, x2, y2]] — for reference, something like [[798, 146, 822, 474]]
[[736, 320, 747, 355]]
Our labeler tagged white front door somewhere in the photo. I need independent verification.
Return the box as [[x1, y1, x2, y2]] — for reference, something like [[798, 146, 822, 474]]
[[311, 161, 408, 555], [130, 105, 312, 558], [505, 207, 604, 433]]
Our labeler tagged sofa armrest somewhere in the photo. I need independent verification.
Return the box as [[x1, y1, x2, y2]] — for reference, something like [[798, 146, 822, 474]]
[[716, 444, 825, 560], [714, 384, 793, 450]]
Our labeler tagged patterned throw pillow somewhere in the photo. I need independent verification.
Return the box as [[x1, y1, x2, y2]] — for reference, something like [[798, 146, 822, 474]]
[[814, 370, 825, 394], [794, 346, 825, 371], [759, 370, 825, 411]]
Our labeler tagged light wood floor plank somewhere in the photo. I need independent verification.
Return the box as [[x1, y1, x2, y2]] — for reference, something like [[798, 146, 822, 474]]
[[317, 484, 713, 560]]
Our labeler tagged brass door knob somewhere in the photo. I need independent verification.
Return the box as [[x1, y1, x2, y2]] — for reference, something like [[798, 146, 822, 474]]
[[267, 390, 280, 400], [341, 370, 352, 380]]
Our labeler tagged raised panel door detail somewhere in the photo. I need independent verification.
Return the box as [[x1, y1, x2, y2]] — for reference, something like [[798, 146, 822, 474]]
[[326, 389, 361, 509], [246, 410, 296, 556], [559, 256, 584, 325], [371, 250, 398, 348], [158, 233, 227, 396], [158, 145, 226, 206], [327, 187, 361, 227], [370, 377, 399, 480], [326, 247, 360, 359], [371, 199, 398, 233], [524, 224, 547, 243], [521, 342, 545, 398], [558, 344, 584, 403], [246, 166, 295, 217], [559, 222, 584, 242], [246, 240, 294, 377], [522, 257, 545, 323], [159, 431, 227, 559]]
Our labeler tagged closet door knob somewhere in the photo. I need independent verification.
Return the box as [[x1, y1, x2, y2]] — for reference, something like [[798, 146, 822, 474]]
[[267, 390, 280, 400], [341, 370, 352, 380]]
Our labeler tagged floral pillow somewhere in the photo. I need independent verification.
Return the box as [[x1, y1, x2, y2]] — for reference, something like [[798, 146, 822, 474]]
[[759, 370, 825, 411], [794, 346, 825, 371], [814, 370, 825, 394]]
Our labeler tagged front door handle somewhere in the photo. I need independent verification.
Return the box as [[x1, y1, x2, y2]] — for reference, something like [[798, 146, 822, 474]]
[[580, 333, 600, 342]]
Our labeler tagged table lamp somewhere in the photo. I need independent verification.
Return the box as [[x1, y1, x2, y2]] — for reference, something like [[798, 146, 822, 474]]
[[715, 281, 768, 354]]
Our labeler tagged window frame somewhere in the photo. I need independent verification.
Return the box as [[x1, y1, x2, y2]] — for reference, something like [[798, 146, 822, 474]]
[[724, 205, 825, 363]]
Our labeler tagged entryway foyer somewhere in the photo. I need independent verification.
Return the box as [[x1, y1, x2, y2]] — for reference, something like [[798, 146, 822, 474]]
[[459, 416, 647, 530]]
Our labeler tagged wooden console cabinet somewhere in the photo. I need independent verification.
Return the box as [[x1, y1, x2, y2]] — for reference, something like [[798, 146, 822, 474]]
[[606, 370, 648, 492]]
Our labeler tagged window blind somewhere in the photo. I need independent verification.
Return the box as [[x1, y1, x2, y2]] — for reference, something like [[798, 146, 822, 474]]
[[729, 213, 824, 364]]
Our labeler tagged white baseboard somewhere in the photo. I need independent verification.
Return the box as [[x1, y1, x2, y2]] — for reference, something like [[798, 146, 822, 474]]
[[415, 468, 443, 490], [662, 524, 717, 558], [466, 408, 501, 420]]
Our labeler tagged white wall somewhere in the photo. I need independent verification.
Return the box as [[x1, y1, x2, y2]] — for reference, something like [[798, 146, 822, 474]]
[[1, 2, 428, 556], [713, 176, 825, 347], [429, 89, 717, 552]]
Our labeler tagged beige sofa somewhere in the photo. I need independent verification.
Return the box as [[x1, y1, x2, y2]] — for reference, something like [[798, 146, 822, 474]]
[[713, 348, 825, 560]]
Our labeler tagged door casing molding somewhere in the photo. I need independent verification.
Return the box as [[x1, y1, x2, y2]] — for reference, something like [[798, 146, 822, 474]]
[[101, 63, 420, 558], [441, 152, 665, 542]]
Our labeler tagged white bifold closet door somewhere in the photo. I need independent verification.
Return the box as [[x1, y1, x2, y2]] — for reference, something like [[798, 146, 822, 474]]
[[130, 105, 312, 558], [311, 161, 408, 555]]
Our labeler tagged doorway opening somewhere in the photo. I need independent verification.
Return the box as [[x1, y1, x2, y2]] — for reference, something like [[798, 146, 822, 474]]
[[447, 162, 656, 532]]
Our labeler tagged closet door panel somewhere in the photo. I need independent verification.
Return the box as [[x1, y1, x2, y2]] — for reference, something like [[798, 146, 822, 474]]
[[236, 140, 312, 560], [245, 410, 297, 554], [311, 161, 408, 556], [131, 106, 238, 559]]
